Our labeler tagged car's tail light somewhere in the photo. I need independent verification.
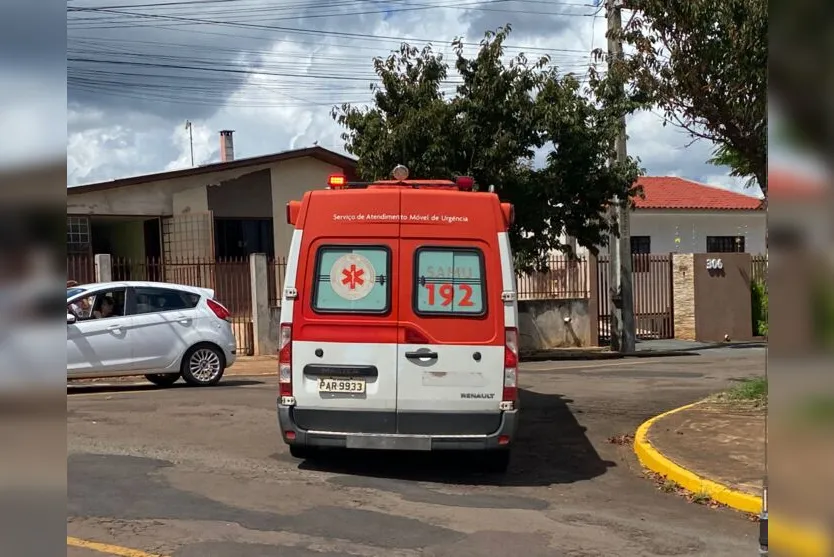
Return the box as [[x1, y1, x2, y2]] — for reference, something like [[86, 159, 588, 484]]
[[502, 328, 519, 409], [206, 298, 232, 322], [278, 324, 293, 401]]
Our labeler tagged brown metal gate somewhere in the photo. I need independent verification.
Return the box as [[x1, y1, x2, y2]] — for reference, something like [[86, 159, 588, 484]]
[[160, 212, 254, 355], [597, 254, 674, 340]]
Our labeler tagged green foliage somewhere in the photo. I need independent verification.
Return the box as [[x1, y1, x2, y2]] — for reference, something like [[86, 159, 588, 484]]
[[614, 0, 768, 197], [725, 376, 767, 404], [332, 25, 643, 272], [750, 279, 768, 337]]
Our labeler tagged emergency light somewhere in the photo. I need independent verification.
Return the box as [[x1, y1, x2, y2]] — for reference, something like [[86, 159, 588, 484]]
[[327, 175, 346, 188], [455, 176, 475, 191]]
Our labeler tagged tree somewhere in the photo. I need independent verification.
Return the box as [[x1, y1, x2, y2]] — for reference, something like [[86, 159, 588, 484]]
[[332, 26, 642, 271], [612, 0, 767, 197]]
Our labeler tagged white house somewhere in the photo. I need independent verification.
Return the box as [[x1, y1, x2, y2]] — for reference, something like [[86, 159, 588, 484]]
[[588, 176, 766, 256]]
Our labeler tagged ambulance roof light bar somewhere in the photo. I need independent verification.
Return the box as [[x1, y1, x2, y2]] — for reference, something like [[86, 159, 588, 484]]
[[327, 175, 347, 189], [455, 176, 475, 191]]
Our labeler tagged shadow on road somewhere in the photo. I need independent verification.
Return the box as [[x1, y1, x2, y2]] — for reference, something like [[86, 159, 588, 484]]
[[295, 388, 615, 487], [66, 379, 264, 395]]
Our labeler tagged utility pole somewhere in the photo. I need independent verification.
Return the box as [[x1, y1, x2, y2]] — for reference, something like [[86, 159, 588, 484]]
[[606, 0, 636, 353], [185, 120, 195, 166]]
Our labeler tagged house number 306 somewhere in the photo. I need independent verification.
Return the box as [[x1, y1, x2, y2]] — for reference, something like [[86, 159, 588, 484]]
[[706, 258, 724, 270]]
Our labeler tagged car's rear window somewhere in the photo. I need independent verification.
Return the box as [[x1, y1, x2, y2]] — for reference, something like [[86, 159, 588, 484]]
[[414, 247, 486, 316], [312, 245, 390, 314]]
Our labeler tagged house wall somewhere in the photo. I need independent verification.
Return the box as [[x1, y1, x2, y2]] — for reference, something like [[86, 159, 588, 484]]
[[67, 162, 280, 217], [270, 157, 344, 261], [591, 210, 767, 255], [172, 186, 208, 215], [207, 168, 272, 219]]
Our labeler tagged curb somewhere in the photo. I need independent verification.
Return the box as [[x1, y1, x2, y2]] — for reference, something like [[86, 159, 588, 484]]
[[634, 402, 831, 557]]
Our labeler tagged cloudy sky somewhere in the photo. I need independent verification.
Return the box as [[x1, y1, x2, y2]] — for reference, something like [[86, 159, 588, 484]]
[[66, 0, 760, 196]]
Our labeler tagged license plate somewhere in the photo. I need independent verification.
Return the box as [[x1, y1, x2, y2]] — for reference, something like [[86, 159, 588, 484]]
[[318, 378, 366, 394]]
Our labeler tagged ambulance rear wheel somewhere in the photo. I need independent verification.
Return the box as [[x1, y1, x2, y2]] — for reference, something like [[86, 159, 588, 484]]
[[483, 450, 511, 473]]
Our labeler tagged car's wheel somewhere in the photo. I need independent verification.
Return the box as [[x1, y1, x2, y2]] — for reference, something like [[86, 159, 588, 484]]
[[289, 445, 316, 460], [144, 373, 180, 387], [483, 450, 511, 474], [181, 344, 225, 387]]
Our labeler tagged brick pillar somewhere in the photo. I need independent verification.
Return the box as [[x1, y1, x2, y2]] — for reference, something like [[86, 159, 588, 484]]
[[672, 253, 696, 340]]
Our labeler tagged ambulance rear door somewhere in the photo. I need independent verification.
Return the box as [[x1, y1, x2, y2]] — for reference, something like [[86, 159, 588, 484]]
[[396, 190, 505, 436]]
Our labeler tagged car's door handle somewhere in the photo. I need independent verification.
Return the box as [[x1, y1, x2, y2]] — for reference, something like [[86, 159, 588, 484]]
[[107, 324, 122, 331], [405, 350, 438, 360]]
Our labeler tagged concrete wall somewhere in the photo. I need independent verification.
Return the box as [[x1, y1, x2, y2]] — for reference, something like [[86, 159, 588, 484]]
[[67, 163, 280, 217], [270, 157, 344, 261], [207, 168, 273, 219], [517, 298, 593, 351], [692, 253, 754, 342], [264, 306, 282, 355], [673, 252, 755, 342]]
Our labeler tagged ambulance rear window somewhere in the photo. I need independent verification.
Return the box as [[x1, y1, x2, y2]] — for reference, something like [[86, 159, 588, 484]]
[[311, 245, 390, 314], [414, 247, 486, 316]]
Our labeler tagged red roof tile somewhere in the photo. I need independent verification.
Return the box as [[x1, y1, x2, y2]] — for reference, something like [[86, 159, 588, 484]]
[[632, 176, 764, 210]]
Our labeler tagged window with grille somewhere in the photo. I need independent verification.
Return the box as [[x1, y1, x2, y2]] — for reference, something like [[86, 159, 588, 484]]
[[66, 217, 91, 254], [706, 235, 745, 253]]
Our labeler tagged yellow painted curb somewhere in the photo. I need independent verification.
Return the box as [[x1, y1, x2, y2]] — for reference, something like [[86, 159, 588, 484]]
[[634, 402, 831, 557], [67, 536, 168, 557]]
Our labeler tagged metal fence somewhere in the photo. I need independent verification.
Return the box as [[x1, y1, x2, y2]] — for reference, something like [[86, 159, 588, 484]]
[[516, 256, 591, 300], [67, 254, 95, 284], [751, 254, 767, 284], [268, 257, 288, 307], [597, 254, 674, 340]]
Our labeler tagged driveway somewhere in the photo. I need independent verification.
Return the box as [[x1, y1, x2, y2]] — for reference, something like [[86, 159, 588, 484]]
[[68, 347, 765, 556]]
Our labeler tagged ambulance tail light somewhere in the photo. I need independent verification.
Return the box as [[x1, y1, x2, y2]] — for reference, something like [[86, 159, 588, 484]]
[[286, 200, 301, 225], [278, 324, 294, 401], [456, 176, 475, 191], [502, 327, 519, 409], [500, 202, 515, 227], [327, 175, 347, 189]]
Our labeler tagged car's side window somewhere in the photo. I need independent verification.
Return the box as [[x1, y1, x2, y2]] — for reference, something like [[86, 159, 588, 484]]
[[68, 288, 127, 321], [413, 247, 487, 316], [132, 287, 200, 315]]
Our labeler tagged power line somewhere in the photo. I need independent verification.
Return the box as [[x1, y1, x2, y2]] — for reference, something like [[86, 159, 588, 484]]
[[66, 5, 595, 52]]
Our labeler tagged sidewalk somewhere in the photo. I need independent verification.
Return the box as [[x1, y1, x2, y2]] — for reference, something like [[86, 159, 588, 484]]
[[643, 400, 765, 500], [635, 398, 832, 557]]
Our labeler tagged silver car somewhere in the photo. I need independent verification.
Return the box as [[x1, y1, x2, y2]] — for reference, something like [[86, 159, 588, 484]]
[[67, 281, 237, 386]]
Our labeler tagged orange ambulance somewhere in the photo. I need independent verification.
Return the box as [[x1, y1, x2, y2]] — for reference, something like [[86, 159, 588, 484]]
[[278, 165, 519, 472]]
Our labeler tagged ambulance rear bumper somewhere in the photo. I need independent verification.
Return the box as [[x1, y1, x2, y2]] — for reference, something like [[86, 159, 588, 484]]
[[277, 403, 519, 451]]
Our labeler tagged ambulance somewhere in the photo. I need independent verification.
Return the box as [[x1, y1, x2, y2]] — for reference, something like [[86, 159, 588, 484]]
[[277, 165, 520, 472]]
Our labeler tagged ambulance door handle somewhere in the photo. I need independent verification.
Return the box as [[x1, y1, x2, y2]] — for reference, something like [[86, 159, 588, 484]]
[[405, 350, 438, 360]]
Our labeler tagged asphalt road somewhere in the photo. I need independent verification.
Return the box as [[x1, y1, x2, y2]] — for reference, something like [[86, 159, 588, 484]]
[[67, 347, 765, 557]]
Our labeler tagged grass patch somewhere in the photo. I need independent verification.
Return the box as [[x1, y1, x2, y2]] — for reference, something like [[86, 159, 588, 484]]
[[722, 376, 767, 405], [660, 479, 680, 493]]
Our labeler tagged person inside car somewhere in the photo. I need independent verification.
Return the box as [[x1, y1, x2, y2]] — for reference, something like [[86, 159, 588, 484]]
[[93, 296, 116, 319]]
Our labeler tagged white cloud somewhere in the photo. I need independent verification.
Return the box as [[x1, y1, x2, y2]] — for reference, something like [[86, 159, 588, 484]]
[[66, 1, 749, 191]]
